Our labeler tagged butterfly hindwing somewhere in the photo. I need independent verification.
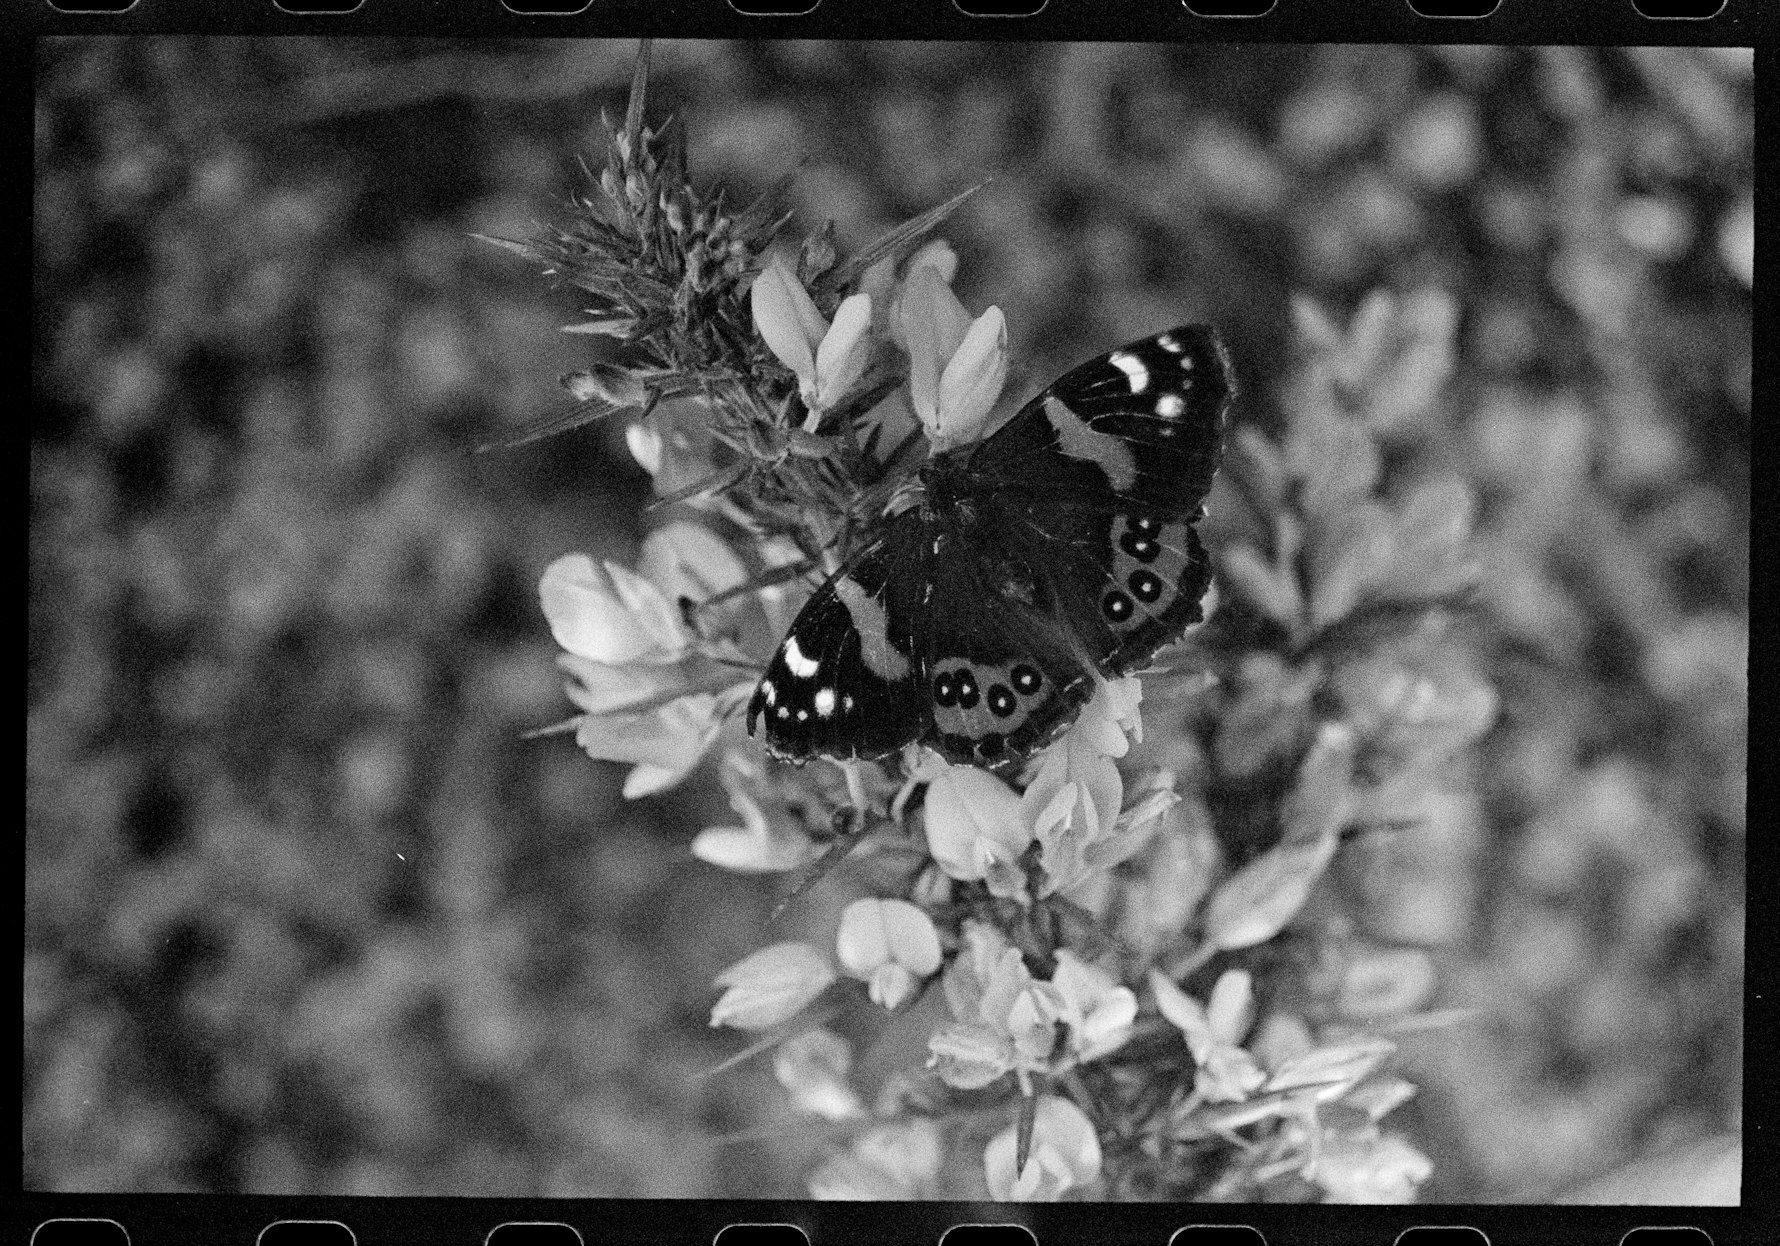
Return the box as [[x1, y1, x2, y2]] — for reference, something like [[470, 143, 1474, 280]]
[[913, 538, 1097, 767], [995, 499, 1215, 674]]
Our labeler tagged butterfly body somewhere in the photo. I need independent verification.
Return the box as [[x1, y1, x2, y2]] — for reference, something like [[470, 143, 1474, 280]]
[[748, 326, 1233, 768]]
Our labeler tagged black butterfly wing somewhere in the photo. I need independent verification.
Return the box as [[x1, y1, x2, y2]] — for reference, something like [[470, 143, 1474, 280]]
[[968, 325, 1230, 516], [748, 326, 1233, 766], [747, 510, 1099, 768], [964, 326, 1232, 674], [747, 514, 932, 763], [912, 533, 1099, 768]]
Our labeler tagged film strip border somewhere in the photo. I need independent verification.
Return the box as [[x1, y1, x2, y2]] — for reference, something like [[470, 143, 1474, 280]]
[[6, 0, 1772, 40], [6, 3, 1764, 1245], [4, 1206, 1758, 1245]]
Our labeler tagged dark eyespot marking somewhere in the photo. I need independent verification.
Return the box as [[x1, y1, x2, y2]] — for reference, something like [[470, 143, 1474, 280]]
[[1103, 590, 1134, 622], [933, 671, 959, 708], [987, 684, 1018, 718], [1011, 664, 1043, 695], [955, 669, 980, 710], [1119, 530, 1162, 562], [1128, 569, 1165, 603]]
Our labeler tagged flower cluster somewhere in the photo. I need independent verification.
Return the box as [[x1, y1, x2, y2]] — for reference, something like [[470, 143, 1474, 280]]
[[511, 44, 1489, 1204]]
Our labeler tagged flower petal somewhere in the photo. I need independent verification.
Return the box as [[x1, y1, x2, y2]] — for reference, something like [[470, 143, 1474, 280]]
[[924, 763, 1033, 882], [1150, 969, 1216, 1064], [710, 941, 836, 1030], [691, 772, 817, 873], [1207, 969, 1257, 1046], [813, 292, 874, 411], [540, 553, 684, 665], [557, 651, 696, 717], [933, 305, 1008, 449], [574, 695, 720, 798], [751, 259, 824, 388], [899, 265, 973, 428], [638, 521, 747, 606]]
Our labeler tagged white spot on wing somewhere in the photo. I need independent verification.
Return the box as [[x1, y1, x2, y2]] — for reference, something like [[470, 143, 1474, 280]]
[[761, 680, 776, 706], [1158, 333, 1183, 353], [1109, 351, 1149, 393], [1157, 393, 1185, 418], [783, 636, 818, 679], [1044, 396, 1137, 491], [815, 688, 836, 718], [833, 577, 911, 681]]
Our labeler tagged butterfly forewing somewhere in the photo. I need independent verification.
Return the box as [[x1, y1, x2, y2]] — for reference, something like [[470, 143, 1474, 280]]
[[969, 325, 1230, 518], [746, 519, 930, 762]]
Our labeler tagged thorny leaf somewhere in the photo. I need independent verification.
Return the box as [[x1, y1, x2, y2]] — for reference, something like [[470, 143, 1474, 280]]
[[819, 183, 987, 297]]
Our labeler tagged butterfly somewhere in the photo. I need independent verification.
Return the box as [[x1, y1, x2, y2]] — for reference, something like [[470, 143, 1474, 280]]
[[747, 326, 1233, 768]]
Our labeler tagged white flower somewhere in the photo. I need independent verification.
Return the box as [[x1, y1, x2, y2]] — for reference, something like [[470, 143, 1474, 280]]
[[710, 942, 837, 1031], [808, 1120, 944, 1199], [542, 526, 752, 797], [922, 759, 1032, 900], [690, 753, 819, 873], [573, 695, 724, 799], [928, 924, 1136, 1091], [1047, 951, 1137, 1064], [1151, 968, 1267, 1103], [751, 257, 874, 416], [899, 265, 1008, 451], [1022, 676, 1144, 894], [860, 239, 959, 345], [1312, 1131, 1433, 1204], [772, 1028, 862, 1121], [835, 898, 943, 1011], [540, 552, 686, 667], [984, 1096, 1102, 1201]]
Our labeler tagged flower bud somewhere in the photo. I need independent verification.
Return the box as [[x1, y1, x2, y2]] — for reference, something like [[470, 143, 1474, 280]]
[[710, 942, 837, 1031]]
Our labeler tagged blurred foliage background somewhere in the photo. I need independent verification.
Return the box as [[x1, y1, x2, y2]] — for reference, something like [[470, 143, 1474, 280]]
[[28, 39, 1748, 1199]]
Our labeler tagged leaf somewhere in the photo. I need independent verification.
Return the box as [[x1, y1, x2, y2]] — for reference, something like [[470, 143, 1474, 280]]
[[470, 232, 542, 262], [1263, 1035, 1396, 1100], [1201, 831, 1339, 953], [1306, 501, 1394, 629], [1370, 475, 1480, 604], [820, 183, 987, 296], [1277, 723, 1356, 848], [1203, 726, 1353, 951], [472, 397, 622, 454], [622, 40, 652, 157]]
